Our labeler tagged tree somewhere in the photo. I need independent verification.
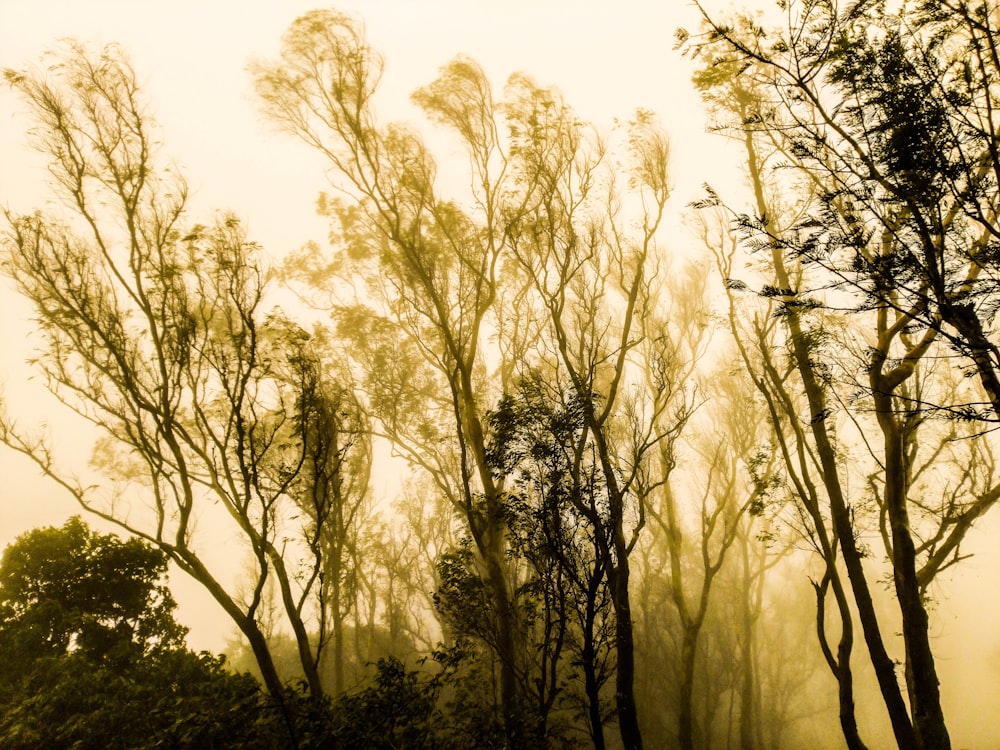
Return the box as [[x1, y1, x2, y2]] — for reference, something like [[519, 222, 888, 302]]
[[267, 318, 374, 696], [0, 517, 184, 669], [647, 366, 776, 750], [487, 377, 619, 747], [0, 44, 370, 738], [253, 16, 530, 741], [252, 12, 681, 747], [682, 5, 1000, 745], [500, 99, 678, 750], [0, 518, 270, 750]]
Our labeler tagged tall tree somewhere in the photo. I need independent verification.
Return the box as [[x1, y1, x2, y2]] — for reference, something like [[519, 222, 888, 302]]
[[0, 45, 369, 738], [648, 365, 777, 750], [683, 6, 1000, 745], [252, 15, 529, 743], [253, 12, 682, 747], [269, 318, 373, 695], [487, 377, 618, 748]]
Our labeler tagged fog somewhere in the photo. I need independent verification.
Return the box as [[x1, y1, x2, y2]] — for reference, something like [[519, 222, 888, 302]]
[[1, 2, 999, 748]]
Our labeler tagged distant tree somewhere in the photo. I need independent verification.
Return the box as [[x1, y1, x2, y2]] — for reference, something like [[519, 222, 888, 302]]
[[265, 316, 374, 696], [646, 365, 776, 750]]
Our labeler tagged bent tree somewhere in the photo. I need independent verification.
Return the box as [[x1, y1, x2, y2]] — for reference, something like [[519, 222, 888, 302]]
[[0, 43, 370, 738], [252, 10, 683, 748]]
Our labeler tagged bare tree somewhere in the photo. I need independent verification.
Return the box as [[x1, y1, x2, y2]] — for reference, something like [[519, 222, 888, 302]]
[[647, 363, 777, 750]]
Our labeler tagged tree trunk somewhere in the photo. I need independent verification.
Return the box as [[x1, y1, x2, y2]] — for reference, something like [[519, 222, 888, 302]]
[[610, 554, 643, 750], [873, 377, 951, 750], [273, 557, 324, 699], [737, 536, 760, 750], [739, 122, 884, 750], [582, 591, 607, 750], [482, 538, 526, 748], [330, 568, 345, 695], [835, 647, 868, 750], [677, 623, 701, 750], [240, 616, 299, 748], [795, 343, 917, 749]]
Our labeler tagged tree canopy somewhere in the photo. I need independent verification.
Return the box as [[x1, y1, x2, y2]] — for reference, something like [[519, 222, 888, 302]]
[[0, 518, 272, 750]]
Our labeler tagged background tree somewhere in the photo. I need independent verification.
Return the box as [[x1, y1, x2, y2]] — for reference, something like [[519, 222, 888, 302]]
[[647, 365, 776, 750], [252, 17, 532, 741], [268, 318, 374, 695]]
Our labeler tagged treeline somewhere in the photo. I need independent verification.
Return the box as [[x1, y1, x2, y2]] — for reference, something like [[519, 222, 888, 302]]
[[2, 2, 999, 749]]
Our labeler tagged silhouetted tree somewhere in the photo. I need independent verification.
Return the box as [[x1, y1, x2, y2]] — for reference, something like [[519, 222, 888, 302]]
[[0, 45, 370, 738], [683, 4, 1000, 745]]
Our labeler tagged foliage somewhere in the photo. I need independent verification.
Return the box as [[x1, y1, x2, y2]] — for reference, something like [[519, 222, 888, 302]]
[[680, 1, 1000, 747], [330, 657, 443, 749], [0, 650, 268, 750], [0, 518, 272, 750], [0, 517, 184, 668]]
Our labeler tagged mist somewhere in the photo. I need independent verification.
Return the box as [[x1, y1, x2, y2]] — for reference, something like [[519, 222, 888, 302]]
[[2, 1, 1000, 749]]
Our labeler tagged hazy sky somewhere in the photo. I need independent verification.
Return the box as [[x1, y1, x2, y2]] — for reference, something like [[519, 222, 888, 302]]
[[0, 0, 745, 649], [3, 6, 1000, 745]]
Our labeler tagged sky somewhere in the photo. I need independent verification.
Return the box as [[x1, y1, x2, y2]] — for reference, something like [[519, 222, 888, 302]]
[[2, 5, 1000, 744]]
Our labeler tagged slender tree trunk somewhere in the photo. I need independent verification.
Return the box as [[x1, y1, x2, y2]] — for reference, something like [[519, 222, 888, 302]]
[[835, 642, 867, 750], [166, 549, 299, 745], [610, 553, 643, 750], [580, 579, 607, 750], [811, 544, 868, 750], [738, 123, 885, 750], [677, 623, 702, 750], [873, 375, 951, 750], [332, 572, 345, 695], [737, 536, 760, 750], [738, 633, 757, 750], [794, 339, 917, 749], [273, 561, 324, 699], [239, 617, 299, 749], [827, 580, 868, 750]]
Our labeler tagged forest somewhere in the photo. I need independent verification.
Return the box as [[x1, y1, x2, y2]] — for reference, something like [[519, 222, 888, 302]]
[[1, 1, 999, 748]]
